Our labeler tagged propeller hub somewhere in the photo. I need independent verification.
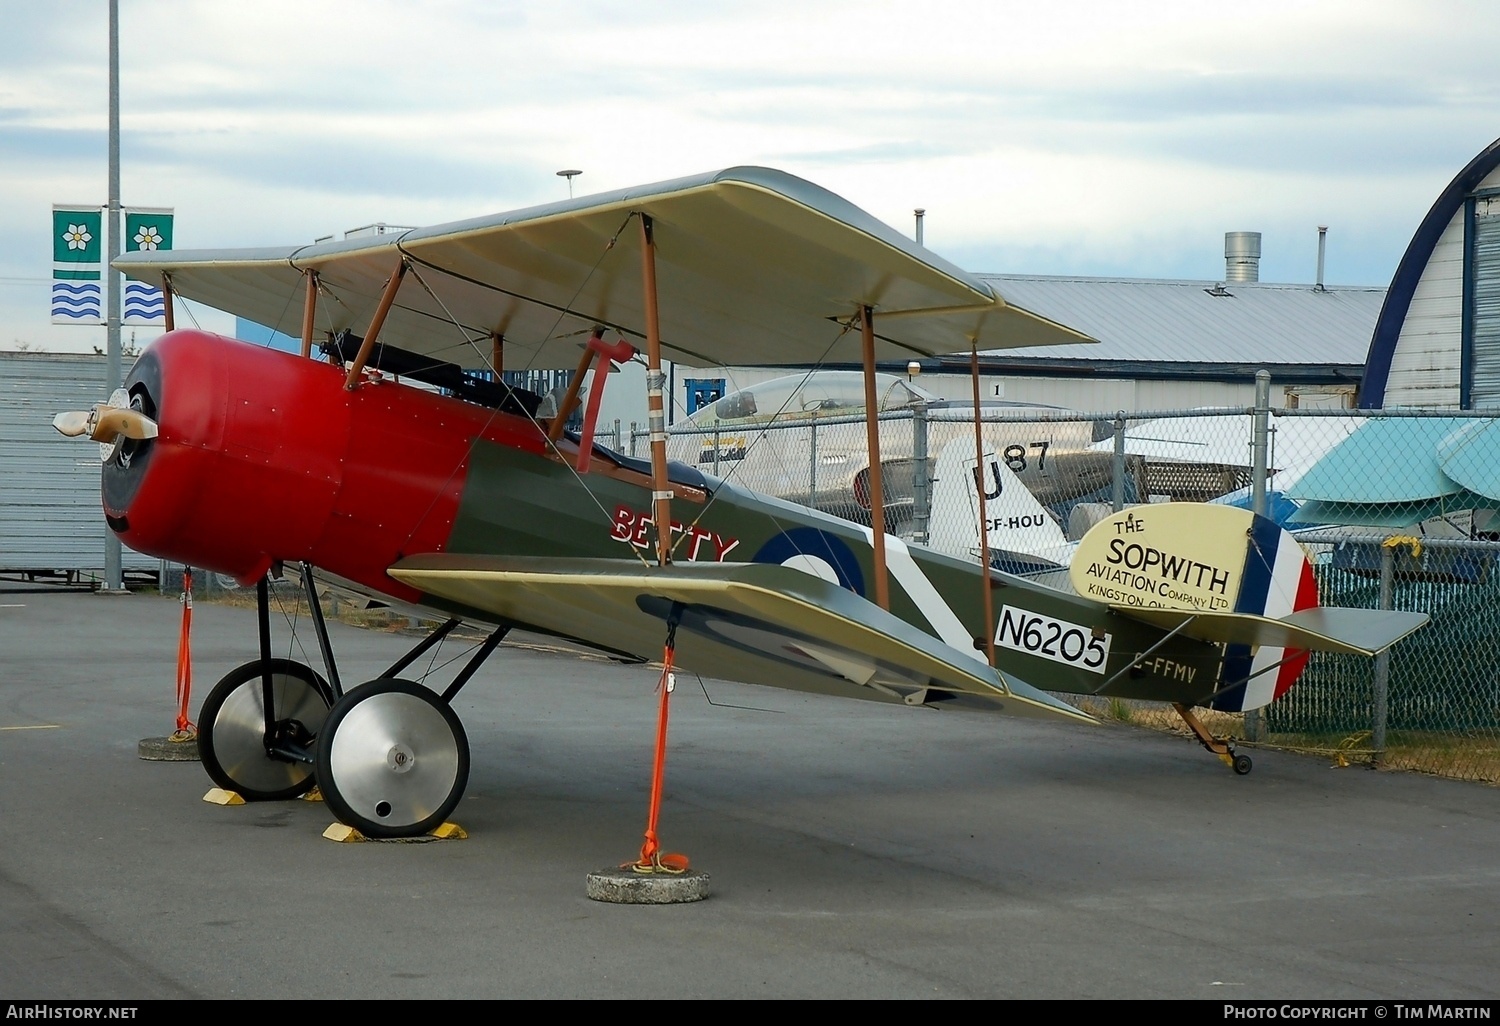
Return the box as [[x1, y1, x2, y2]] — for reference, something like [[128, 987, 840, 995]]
[[53, 387, 159, 458]]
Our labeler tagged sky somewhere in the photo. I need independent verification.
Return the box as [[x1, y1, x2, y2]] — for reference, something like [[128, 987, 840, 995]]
[[3, 0, 1498, 353]]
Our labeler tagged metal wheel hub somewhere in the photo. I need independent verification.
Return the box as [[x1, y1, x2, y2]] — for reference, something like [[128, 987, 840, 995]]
[[326, 688, 461, 830], [386, 743, 416, 773], [208, 669, 328, 793]]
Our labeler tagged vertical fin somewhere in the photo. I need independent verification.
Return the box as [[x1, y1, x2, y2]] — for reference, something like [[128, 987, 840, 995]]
[[928, 439, 1073, 571]]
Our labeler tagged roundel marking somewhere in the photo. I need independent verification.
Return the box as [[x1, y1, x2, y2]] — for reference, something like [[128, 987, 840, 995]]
[[751, 527, 865, 596]]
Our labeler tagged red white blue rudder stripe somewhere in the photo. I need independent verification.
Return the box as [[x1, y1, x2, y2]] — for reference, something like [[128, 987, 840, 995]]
[[1211, 514, 1319, 712]]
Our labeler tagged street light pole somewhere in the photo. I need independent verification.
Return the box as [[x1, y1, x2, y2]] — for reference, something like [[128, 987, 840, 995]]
[[104, 0, 122, 592]]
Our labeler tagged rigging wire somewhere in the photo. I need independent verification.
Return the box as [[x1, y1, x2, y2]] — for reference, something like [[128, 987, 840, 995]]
[[667, 317, 858, 560], [691, 672, 783, 714], [416, 640, 483, 684], [392, 211, 655, 570], [173, 294, 204, 330], [270, 576, 315, 670], [249, 283, 299, 351]]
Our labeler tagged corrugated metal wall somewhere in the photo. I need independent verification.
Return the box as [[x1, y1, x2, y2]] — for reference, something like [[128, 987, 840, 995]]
[[1386, 165, 1500, 408], [1469, 196, 1500, 407], [0, 352, 157, 574]]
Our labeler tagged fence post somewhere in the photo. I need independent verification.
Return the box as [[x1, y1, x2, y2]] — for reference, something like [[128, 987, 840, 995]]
[[629, 421, 639, 458], [1111, 413, 1126, 512], [712, 425, 721, 475], [911, 404, 930, 544], [1251, 369, 1271, 516], [612, 418, 621, 452], [1245, 369, 1272, 742], [808, 416, 819, 510], [1372, 542, 1393, 766]]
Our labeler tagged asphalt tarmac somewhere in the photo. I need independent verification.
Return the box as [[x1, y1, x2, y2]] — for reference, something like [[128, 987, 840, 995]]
[[1, 583, 1497, 1000]]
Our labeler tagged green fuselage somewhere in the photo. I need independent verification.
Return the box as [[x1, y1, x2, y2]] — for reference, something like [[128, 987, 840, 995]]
[[443, 439, 1224, 707]]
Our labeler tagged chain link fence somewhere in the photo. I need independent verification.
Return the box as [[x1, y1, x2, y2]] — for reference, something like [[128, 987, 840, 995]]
[[650, 392, 1500, 785]]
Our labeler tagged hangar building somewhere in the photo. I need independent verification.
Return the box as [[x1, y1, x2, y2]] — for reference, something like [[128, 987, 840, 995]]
[[1360, 135, 1500, 409], [682, 245, 1384, 420]]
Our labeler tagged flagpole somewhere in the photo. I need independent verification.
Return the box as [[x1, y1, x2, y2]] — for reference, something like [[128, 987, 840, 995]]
[[104, 0, 122, 592]]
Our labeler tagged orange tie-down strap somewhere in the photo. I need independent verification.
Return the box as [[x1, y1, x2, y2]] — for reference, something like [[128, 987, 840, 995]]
[[172, 569, 197, 741], [630, 620, 690, 875]]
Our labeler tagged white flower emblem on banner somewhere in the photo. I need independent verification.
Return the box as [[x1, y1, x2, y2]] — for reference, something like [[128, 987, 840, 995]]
[[133, 225, 164, 250]]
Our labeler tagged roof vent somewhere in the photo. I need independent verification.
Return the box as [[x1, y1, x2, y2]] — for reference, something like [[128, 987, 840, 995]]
[[1224, 231, 1261, 283], [1315, 225, 1328, 292]]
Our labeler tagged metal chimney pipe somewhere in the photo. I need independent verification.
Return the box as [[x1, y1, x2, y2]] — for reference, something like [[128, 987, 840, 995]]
[[914, 208, 925, 246], [1315, 225, 1328, 291], [1225, 231, 1262, 283]]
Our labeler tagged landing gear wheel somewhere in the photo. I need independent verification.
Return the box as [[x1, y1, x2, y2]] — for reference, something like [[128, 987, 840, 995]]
[[315, 678, 469, 839], [198, 659, 331, 801], [1232, 752, 1254, 775]]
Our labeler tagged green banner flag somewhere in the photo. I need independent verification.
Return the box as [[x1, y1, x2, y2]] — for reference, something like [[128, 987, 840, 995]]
[[52, 205, 103, 323], [124, 208, 173, 253], [52, 206, 102, 277], [123, 207, 174, 324]]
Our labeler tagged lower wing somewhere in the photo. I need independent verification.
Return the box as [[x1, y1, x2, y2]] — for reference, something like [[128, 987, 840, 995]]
[[389, 555, 1095, 725]]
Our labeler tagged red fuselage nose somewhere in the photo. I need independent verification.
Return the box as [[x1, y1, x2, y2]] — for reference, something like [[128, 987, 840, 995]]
[[105, 329, 545, 598]]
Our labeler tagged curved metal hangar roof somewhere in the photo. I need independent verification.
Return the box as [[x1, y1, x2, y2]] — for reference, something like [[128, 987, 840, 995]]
[[1361, 136, 1500, 409]]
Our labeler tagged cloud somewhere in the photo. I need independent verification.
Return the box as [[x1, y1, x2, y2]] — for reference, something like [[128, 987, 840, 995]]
[[5, 0, 1500, 352]]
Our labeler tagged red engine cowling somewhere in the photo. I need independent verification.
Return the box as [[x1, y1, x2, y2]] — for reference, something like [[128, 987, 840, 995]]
[[104, 329, 545, 598]]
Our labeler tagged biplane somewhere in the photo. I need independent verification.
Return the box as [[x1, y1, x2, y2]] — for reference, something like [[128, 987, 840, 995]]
[[57, 167, 1427, 860]]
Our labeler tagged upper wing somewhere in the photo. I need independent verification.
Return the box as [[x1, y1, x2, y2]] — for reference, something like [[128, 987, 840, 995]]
[[1112, 605, 1430, 657], [112, 167, 1091, 370], [388, 554, 1095, 725]]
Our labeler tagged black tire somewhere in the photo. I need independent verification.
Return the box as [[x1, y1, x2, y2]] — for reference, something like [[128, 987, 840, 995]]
[[315, 678, 470, 839], [198, 659, 330, 801], [1233, 753, 1253, 775]]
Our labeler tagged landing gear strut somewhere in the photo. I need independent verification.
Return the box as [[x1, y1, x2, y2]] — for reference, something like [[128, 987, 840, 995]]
[[311, 585, 507, 836], [194, 563, 508, 835], [196, 573, 337, 801], [1173, 702, 1253, 775]]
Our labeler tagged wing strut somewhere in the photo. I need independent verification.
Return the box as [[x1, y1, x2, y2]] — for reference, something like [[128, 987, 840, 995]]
[[546, 333, 601, 445], [344, 257, 408, 389], [610, 213, 694, 881], [969, 339, 998, 667], [640, 214, 674, 569], [299, 270, 319, 359], [859, 305, 891, 610]]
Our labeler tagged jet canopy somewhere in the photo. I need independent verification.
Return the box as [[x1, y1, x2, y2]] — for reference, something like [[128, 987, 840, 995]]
[[683, 371, 938, 429]]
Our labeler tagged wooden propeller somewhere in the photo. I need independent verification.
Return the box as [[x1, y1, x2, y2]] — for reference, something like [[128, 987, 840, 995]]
[[53, 403, 158, 443]]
